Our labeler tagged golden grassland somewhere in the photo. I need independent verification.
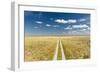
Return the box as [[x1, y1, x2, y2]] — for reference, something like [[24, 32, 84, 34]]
[[61, 36, 90, 59], [24, 37, 58, 61], [24, 36, 90, 61]]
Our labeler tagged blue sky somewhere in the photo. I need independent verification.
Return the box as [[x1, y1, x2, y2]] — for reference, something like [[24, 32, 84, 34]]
[[24, 11, 90, 36]]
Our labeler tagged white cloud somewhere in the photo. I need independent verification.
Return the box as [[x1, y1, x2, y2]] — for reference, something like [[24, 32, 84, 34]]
[[46, 24, 51, 27], [36, 21, 42, 24], [55, 19, 77, 24], [87, 27, 90, 30], [55, 19, 68, 24], [53, 25, 59, 27], [64, 27, 72, 30], [67, 19, 77, 23], [79, 19, 86, 22], [82, 29, 87, 31], [73, 24, 89, 28]]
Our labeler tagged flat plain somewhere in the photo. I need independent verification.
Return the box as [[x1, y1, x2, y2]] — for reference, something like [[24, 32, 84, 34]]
[[24, 36, 90, 61]]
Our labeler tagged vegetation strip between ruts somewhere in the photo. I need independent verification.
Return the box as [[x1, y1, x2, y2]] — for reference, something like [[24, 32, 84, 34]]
[[56, 40, 66, 60]]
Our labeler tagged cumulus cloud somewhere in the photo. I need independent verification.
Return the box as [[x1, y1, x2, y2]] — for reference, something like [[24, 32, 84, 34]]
[[55, 19, 77, 24], [46, 24, 51, 27], [67, 19, 77, 23], [64, 27, 72, 30], [36, 21, 42, 24], [79, 19, 86, 22], [73, 24, 89, 28], [53, 25, 59, 27], [55, 19, 68, 24], [82, 29, 87, 31]]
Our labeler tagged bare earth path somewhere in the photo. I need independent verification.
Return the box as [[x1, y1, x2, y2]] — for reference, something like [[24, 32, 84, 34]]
[[59, 40, 66, 60], [53, 40, 66, 60], [53, 40, 59, 60]]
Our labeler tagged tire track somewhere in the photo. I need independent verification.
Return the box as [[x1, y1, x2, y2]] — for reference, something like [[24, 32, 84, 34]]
[[59, 40, 66, 60], [53, 40, 59, 60], [53, 40, 66, 60]]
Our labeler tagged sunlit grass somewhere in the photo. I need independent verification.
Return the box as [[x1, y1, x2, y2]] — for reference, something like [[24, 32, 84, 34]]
[[61, 36, 90, 59], [24, 36, 90, 61], [24, 37, 58, 61]]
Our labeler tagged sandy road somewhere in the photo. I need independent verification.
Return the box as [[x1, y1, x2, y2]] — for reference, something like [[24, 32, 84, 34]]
[[59, 40, 66, 60], [53, 40, 66, 60], [53, 40, 59, 60]]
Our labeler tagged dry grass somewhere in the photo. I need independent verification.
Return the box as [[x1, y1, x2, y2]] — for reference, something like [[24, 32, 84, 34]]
[[24, 36, 90, 61], [24, 37, 58, 61], [61, 36, 90, 59]]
